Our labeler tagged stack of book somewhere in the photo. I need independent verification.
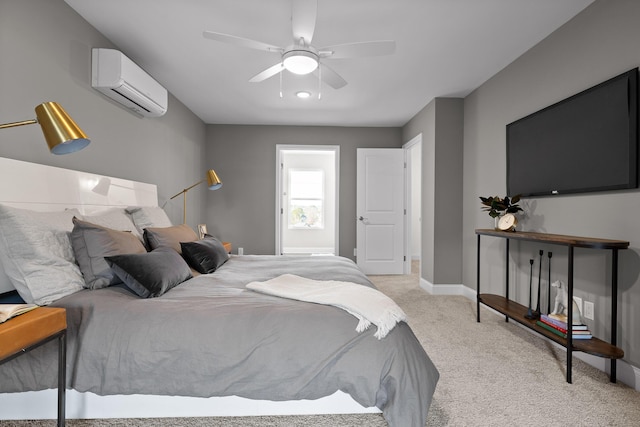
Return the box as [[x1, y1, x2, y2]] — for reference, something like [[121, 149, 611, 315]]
[[536, 313, 592, 339]]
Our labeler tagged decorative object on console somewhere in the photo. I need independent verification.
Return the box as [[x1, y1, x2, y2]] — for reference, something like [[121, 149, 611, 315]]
[[550, 280, 583, 325], [170, 169, 222, 224], [525, 259, 536, 319], [0, 102, 90, 154], [547, 252, 553, 313], [479, 194, 522, 230], [533, 250, 543, 318], [497, 213, 517, 231], [197, 224, 208, 240]]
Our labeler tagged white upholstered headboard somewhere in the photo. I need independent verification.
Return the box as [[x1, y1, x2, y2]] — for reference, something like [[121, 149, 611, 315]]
[[0, 156, 158, 294]]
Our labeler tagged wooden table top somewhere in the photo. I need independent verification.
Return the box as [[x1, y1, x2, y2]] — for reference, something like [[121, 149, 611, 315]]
[[0, 307, 67, 361]]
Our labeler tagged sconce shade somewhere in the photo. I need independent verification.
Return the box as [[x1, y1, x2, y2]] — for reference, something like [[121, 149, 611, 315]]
[[206, 169, 222, 190], [35, 102, 91, 154], [0, 101, 90, 155]]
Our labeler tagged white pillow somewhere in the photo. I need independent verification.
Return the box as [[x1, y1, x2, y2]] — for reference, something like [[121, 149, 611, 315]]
[[84, 208, 142, 241], [126, 206, 172, 235], [0, 205, 84, 305]]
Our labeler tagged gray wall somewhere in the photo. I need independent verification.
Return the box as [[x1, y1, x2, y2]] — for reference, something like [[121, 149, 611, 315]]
[[205, 125, 402, 258], [403, 98, 464, 285], [0, 0, 207, 226], [462, 0, 640, 368]]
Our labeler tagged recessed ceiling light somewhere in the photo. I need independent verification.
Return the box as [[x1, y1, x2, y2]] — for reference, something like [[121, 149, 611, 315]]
[[296, 91, 311, 99]]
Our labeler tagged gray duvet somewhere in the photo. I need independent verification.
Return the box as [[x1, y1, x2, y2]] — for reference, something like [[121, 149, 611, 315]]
[[0, 255, 439, 427]]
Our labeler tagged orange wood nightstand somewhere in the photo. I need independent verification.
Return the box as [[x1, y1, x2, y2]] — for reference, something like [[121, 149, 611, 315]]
[[0, 307, 67, 426], [223, 242, 232, 253]]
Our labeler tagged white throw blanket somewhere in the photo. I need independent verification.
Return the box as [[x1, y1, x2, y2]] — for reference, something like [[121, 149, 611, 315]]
[[246, 274, 407, 339]]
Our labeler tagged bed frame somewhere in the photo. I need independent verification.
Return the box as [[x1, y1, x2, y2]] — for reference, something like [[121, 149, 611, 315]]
[[0, 156, 378, 420]]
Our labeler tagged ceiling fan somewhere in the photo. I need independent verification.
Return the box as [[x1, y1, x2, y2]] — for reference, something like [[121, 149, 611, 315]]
[[202, 0, 395, 90]]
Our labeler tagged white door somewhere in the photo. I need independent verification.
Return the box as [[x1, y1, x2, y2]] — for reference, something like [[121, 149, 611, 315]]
[[356, 148, 405, 274]]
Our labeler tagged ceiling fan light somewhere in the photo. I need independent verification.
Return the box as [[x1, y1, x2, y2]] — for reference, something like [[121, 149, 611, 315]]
[[283, 50, 318, 75]]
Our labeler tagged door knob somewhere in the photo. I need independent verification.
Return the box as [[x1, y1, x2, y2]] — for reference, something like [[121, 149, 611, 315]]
[[358, 216, 368, 221]]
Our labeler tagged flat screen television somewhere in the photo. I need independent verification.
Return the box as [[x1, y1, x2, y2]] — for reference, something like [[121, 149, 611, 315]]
[[506, 68, 638, 197]]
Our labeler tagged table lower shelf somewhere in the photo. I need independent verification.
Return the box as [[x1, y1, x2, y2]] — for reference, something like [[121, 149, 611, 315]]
[[479, 294, 624, 359]]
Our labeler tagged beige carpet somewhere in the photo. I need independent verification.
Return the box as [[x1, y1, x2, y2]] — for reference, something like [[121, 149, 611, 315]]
[[2, 263, 639, 426]]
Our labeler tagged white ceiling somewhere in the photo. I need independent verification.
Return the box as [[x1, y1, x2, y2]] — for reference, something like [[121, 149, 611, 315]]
[[64, 0, 595, 127]]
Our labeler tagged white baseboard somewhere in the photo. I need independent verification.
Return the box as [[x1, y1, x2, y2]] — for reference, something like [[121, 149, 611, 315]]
[[0, 390, 379, 420], [282, 247, 335, 255], [419, 281, 640, 392], [419, 278, 475, 300]]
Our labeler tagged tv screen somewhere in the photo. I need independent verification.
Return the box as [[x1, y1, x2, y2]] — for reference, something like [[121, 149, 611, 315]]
[[507, 68, 638, 197]]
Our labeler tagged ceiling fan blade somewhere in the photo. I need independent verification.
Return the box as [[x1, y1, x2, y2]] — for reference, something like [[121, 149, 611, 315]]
[[291, 0, 317, 45], [249, 63, 285, 83], [319, 40, 396, 59], [316, 63, 347, 89], [203, 31, 283, 53]]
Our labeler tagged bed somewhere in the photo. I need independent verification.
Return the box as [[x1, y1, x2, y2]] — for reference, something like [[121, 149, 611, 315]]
[[0, 157, 439, 427]]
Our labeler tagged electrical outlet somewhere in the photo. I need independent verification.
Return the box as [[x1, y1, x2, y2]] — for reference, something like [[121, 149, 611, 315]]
[[573, 296, 583, 316], [238, 247, 244, 256], [584, 301, 594, 320]]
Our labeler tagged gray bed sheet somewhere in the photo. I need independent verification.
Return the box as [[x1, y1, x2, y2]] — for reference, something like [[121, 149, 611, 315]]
[[0, 255, 439, 427]]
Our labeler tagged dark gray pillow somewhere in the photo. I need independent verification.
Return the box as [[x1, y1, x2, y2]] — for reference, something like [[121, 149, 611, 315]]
[[180, 236, 230, 274], [105, 248, 192, 298], [70, 217, 147, 290]]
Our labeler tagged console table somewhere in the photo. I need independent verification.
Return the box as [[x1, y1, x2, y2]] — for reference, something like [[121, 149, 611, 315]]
[[475, 229, 627, 383], [0, 307, 67, 426]]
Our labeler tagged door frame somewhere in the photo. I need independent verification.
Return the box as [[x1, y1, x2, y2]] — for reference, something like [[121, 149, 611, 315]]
[[403, 134, 422, 274], [275, 144, 340, 256]]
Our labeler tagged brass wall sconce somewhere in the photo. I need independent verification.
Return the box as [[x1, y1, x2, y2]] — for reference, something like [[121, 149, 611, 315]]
[[170, 169, 222, 224], [0, 102, 90, 154]]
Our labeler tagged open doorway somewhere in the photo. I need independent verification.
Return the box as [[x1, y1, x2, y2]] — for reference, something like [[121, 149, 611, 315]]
[[276, 145, 339, 256]]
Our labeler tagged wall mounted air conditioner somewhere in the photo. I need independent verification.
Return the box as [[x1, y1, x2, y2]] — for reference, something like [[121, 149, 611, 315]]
[[91, 48, 168, 117]]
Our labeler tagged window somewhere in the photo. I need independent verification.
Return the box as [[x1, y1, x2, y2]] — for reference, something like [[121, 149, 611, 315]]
[[288, 169, 324, 229]]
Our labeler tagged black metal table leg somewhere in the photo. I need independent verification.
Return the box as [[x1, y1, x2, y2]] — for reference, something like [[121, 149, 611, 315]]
[[58, 331, 66, 427], [505, 238, 510, 322], [611, 249, 619, 383], [477, 234, 481, 322], [567, 246, 574, 384]]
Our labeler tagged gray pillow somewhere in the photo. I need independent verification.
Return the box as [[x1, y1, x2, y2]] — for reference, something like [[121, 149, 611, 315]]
[[125, 206, 172, 236], [70, 217, 147, 289], [105, 248, 192, 298], [83, 208, 142, 241], [181, 236, 230, 274], [0, 205, 84, 305], [143, 224, 198, 254]]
